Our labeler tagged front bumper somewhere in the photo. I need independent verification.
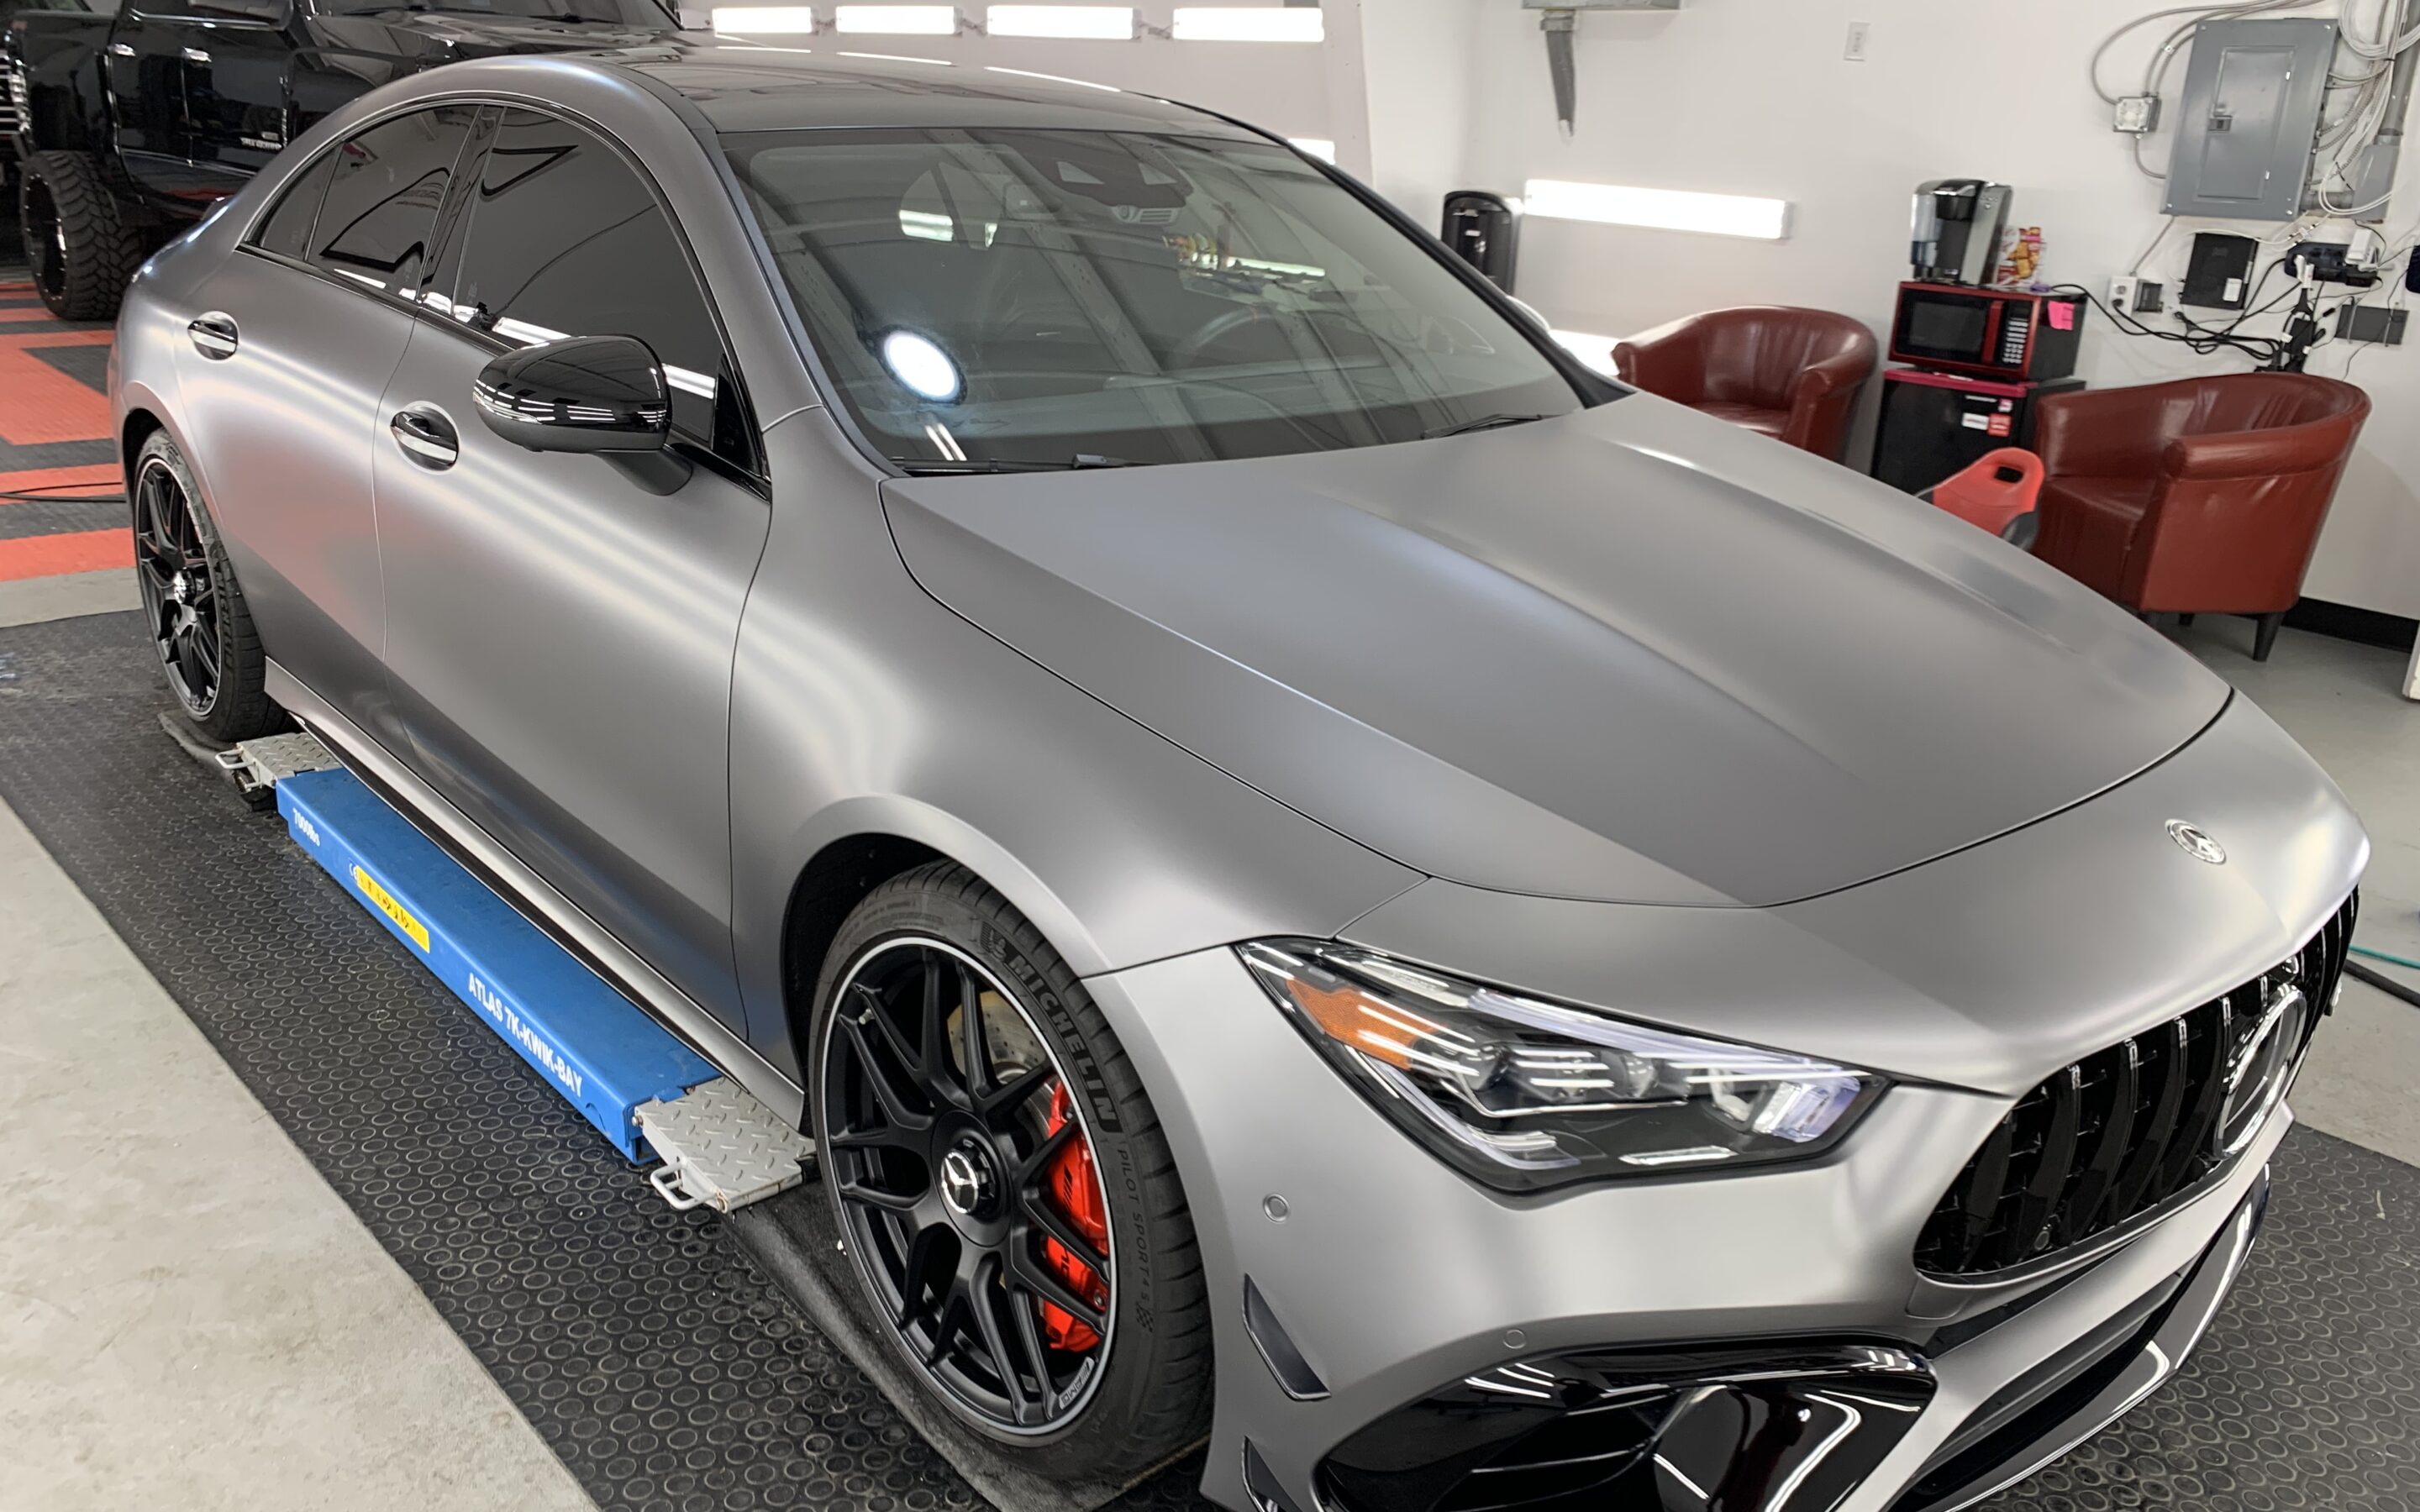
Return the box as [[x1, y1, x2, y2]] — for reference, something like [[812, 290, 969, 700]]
[[1089, 945, 2292, 1512], [1314, 1169, 2267, 1512]]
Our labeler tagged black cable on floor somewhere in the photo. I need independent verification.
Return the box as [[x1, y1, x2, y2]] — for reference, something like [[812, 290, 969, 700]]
[[2345, 959, 2420, 1011], [0, 487, 126, 503]]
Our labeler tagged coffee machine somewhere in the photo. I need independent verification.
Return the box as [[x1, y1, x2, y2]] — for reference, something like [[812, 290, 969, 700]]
[[1911, 180, 2013, 286]]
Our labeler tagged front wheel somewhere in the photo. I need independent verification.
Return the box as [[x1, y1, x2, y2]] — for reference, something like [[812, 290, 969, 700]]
[[808, 863, 1211, 1480], [131, 430, 279, 743]]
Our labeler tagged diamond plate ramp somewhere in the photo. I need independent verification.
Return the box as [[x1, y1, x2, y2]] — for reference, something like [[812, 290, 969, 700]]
[[0, 610, 2414, 1512]]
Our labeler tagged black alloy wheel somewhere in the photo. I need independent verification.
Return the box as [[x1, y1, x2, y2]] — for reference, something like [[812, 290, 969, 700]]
[[134, 453, 224, 718], [22, 171, 66, 310], [822, 937, 1117, 1435]]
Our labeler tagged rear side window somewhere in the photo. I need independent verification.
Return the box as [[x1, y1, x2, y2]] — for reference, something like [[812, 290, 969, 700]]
[[306, 105, 480, 299], [434, 108, 741, 454], [253, 150, 335, 260]]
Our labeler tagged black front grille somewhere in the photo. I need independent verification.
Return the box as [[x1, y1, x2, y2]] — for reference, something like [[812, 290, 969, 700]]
[[1915, 894, 2354, 1278]]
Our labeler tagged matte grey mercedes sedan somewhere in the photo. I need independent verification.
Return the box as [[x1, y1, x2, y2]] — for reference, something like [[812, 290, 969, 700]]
[[113, 46, 2365, 1512]]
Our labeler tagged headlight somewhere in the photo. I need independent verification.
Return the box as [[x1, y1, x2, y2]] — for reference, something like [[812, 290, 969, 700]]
[[1239, 940, 1885, 1193]]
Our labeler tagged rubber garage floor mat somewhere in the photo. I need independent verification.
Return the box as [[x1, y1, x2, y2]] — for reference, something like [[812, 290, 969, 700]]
[[1, 610, 2417, 1512]]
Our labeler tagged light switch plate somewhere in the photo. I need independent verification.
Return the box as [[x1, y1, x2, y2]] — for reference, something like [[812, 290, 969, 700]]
[[1844, 21, 1870, 60]]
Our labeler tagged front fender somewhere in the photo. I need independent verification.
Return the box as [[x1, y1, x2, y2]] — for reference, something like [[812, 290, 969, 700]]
[[727, 412, 1421, 1080]]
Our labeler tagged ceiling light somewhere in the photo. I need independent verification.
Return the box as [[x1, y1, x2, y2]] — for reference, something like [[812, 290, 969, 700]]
[[1171, 7, 1323, 43], [986, 5, 1135, 38], [1523, 179, 1792, 240], [840, 49, 953, 61], [834, 4, 960, 34], [1287, 137, 1336, 163], [712, 5, 819, 32]]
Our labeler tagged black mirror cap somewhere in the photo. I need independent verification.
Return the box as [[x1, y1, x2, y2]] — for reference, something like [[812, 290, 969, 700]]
[[473, 335, 673, 455]]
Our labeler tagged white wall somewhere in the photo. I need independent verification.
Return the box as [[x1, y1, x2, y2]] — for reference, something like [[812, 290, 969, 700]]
[[697, 3, 1341, 152], [1326, 0, 1480, 218], [1449, 0, 2420, 619]]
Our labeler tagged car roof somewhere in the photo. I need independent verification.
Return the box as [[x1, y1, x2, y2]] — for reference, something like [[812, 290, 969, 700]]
[[607, 39, 1263, 139]]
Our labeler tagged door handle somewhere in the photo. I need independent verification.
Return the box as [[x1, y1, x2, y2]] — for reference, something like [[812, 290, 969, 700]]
[[187, 312, 239, 360], [390, 406, 460, 470]]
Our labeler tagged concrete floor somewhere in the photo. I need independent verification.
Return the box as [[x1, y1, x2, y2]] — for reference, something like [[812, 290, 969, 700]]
[[0, 576, 2415, 1508], [0, 573, 595, 1512]]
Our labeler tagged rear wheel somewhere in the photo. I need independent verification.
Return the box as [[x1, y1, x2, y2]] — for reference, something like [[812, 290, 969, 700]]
[[131, 431, 278, 743], [19, 150, 145, 322], [808, 863, 1210, 1480]]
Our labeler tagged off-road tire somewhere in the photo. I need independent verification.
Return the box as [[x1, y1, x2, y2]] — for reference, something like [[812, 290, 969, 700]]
[[21, 150, 146, 321], [808, 861, 1213, 1481]]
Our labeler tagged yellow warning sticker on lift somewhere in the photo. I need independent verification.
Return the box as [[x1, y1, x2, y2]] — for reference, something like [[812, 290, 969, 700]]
[[351, 864, 430, 952]]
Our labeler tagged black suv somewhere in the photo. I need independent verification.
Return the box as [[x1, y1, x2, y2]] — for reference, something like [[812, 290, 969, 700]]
[[6, 0, 676, 318]]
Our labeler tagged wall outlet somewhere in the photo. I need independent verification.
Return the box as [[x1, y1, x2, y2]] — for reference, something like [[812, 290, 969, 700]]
[[2109, 276, 2166, 315], [1844, 21, 1870, 61]]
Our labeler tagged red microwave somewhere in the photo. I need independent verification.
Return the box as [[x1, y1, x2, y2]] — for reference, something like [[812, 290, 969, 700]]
[[1889, 282, 2084, 381]]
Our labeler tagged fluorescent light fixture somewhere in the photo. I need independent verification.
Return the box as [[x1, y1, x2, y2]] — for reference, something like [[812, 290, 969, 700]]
[[834, 4, 960, 34], [839, 49, 953, 61], [1523, 179, 1791, 240], [1171, 6, 1323, 43], [986, 4, 1134, 38], [713, 5, 818, 32], [1287, 137, 1336, 162], [986, 64, 1122, 91], [1549, 329, 1620, 376]]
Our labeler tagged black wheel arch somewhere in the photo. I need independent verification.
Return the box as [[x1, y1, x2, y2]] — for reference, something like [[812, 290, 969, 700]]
[[780, 833, 949, 1048]]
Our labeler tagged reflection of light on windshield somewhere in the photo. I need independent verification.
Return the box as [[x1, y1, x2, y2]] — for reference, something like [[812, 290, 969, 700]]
[[1226, 256, 1326, 278], [899, 208, 955, 242], [883, 329, 963, 402], [923, 420, 966, 459]]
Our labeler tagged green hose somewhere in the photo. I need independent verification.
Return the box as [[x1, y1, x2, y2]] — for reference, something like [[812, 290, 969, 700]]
[[2349, 942, 2420, 973]]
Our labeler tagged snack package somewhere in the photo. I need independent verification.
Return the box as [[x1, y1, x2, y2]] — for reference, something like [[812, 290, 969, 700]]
[[1998, 225, 2045, 289]]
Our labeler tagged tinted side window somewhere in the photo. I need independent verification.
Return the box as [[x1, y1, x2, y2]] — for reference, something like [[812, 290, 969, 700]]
[[253, 150, 335, 260], [440, 108, 735, 449], [134, 0, 281, 17], [308, 105, 479, 298]]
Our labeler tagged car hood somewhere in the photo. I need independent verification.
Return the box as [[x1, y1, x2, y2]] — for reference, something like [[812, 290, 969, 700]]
[[881, 396, 2229, 907]]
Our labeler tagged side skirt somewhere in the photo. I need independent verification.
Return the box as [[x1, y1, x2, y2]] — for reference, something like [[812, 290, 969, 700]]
[[264, 658, 806, 1130]]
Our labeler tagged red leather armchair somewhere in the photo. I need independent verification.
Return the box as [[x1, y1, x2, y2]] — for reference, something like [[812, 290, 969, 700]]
[[2033, 374, 2370, 660], [1613, 307, 1878, 462]]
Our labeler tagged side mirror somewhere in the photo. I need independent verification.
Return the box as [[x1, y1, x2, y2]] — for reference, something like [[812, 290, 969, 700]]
[[472, 334, 691, 494]]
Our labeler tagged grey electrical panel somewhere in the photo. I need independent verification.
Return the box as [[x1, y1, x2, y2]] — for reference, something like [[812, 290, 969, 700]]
[[2164, 18, 2338, 221]]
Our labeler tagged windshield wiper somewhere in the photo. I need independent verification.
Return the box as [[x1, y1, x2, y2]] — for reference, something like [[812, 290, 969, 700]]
[[896, 454, 1146, 475], [1423, 413, 1549, 440]]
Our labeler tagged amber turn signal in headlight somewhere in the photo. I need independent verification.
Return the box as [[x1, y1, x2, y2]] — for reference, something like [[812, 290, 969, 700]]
[[1239, 940, 1884, 1193]]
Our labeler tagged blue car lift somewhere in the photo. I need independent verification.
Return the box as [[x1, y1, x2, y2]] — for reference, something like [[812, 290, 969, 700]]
[[223, 733, 813, 1210]]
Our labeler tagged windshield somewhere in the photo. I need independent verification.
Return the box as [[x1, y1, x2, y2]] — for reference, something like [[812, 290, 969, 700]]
[[725, 129, 1591, 472], [317, 0, 667, 23]]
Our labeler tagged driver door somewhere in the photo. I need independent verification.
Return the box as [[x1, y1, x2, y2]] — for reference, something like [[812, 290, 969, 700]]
[[371, 107, 770, 1032]]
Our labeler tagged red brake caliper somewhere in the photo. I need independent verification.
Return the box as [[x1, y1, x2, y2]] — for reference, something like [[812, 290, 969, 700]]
[[1039, 1084, 1110, 1352]]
